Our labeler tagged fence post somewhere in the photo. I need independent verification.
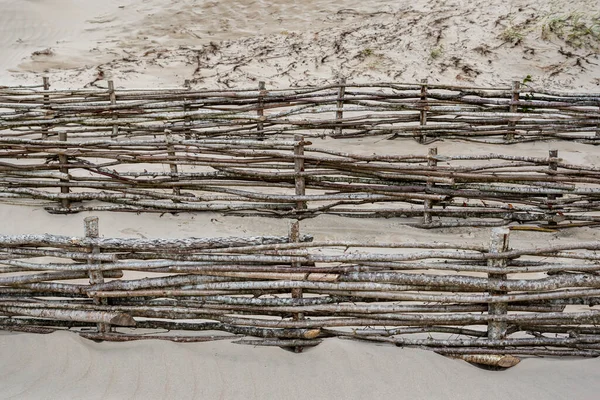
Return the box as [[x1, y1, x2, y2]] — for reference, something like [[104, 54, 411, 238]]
[[487, 227, 510, 340], [419, 78, 428, 143], [294, 134, 307, 213], [423, 147, 437, 225], [84, 216, 109, 333], [164, 129, 181, 201], [108, 80, 118, 139], [58, 131, 70, 209], [289, 220, 304, 353], [257, 81, 266, 137], [596, 103, 600, 139], [42, 76, 50, 140], [547, 149, 559, 226], [505, 80, 520, 141], [334, 78, 346, 136], [184, 79, 192, 140]]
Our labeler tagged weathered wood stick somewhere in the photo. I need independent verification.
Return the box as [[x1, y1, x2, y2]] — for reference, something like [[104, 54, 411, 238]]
[[79, 331, 237, 343], [84, 216, 109, 333], [487, 228, 509, 340], [108, 80, 118, 138], [233, 338, 322, 347], [41, 76, 50, 140], [334, 78, 346, 136], [57, 131, 70, 209], [0, 305, 135, 326], [433, 348, 600, 357], [423, 146, 437, 224], [257, 81, 266, 136]]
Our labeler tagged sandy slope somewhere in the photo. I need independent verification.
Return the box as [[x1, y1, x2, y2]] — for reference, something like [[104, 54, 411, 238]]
[[1, 0, 599, 89], [2, 331, 600, 400]]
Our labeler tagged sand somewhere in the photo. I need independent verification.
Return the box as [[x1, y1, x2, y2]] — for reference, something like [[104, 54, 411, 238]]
[[1, 0, 600, 399], [1, 0, 599, 89], [2, 331, 600, 400]]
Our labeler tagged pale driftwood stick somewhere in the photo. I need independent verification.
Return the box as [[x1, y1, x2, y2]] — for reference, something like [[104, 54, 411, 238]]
[[0, 305, 135, 326], [451, 354, 520, 368], [322, 326, 488, 338], [433, 348, 600, 357], [108, 80, 118, 138], [84, 216, 109, 333], [423, 146, 437, 224], [505, 80, 520, 141], [0, 317, 321, 339], [516, 325, 600, 334], [0, 234, 312, 251], [193, 302, 561, 315], [0, 247, 116, 262], [335, 271, 600, 292], [358, 335, 600, 348], [89, 274, 239, 292], [334, 78, 346, 136], [57, 131, 70, 209], [0, 270, 122, 286], [212, 311, 600, 328], [257, 81, 266, 136], [80, 331, 237, 343], [233, 338, 322, 347], [311, 288, 600, 304]]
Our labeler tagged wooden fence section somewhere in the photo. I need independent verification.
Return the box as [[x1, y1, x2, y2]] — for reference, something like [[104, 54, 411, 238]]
[[1, 218, 600, 357], [1, 79, 599, 143], [0, 135, 599, 227]]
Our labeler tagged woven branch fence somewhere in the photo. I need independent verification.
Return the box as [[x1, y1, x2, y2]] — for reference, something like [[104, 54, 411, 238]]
[[0, 133, 599, 227], [1, 216, 600, 358], [1, 78, 599, 143]]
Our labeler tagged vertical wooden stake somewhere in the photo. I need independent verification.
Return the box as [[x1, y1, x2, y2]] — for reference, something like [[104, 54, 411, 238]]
[[289, 220, 304, 353], [108, 80, 118, 139], [487, 227, 510, 340], [505, 80, 520, 141], [184, 79, 192, 140], [58, 131, 70, 209], [334, 78, 346, 136], [164, 129, 181, 202], [294, 134, 307, 212], [547, 149, 559, 226], [84, 216, 109, 333], [291, 134, 306, 353], [423, 147, 437, 225], [42, 76, 50, 140], [596, 104, 600, 139], [419, 78, 428, 144], [257, 81, 266, 137]]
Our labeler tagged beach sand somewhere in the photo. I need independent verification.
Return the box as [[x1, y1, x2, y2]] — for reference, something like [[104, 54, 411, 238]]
[[2, 331, 600, 400], [1, 0, 600, 399]]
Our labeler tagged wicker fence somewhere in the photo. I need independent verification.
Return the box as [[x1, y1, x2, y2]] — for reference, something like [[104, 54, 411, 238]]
[[1, 216, 600, 358], [0, 135, 599, 227], [1, 79, 599, 143]]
